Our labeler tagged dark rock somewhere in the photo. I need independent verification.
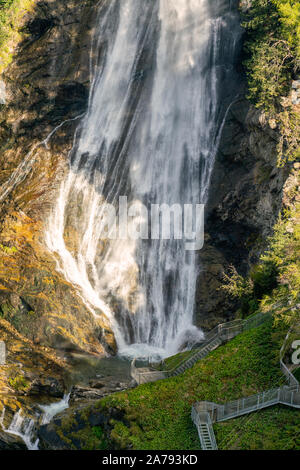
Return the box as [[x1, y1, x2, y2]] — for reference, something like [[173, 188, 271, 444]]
[[71, 386, 106, 400], [38, 423, 69, 450], [50, 81, 89, 120], [88, 379, 105, 389], [0, 0, 115, 359], [88, 412, 106, 427], [38, 403, 122, 450], [195, 100, 290, 327], [70, 375, 132, 403], [0, 431, 27, 450], [25, 377, 64, 398], [25, 17, 56, 39], [70, 385, 114, 401]]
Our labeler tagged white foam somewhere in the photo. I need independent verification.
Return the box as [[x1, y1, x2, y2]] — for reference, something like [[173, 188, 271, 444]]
[[39, 393, 71, 425]]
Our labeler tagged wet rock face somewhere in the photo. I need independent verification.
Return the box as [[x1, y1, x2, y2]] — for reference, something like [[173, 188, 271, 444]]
[[195, 99, 290, 328], [26, 17, 56, 39], [25, 376, 65, 398], [70, 378, 135, 403], [0, 314, 68, 445], [0, 431, 27, 450], [0, 0, 115, 359], [51, 81, 89, 120], [0, 0, 292, 347], [4, 0, 97, 133]]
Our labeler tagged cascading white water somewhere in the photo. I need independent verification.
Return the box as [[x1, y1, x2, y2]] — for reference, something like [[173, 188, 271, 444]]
[[0, 408, 39, 450], [39, 393, 71, 425], [0, 395, 71, 449], [46, 0, 242, 359]]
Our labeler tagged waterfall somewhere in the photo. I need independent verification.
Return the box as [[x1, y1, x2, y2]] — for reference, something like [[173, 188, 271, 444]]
[[0, 394, 71, 449], [45, 0, 242, 359], [39, 392, 71, 425], [0, 408, 39, 450]]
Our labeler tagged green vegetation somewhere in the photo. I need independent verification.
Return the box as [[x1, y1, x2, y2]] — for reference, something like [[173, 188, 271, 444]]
[[8, 374, 29, 391], [222, 195, 300, 323], [243, 0, 300, 109], [76, 318, 298, 450], [59, 425, 108, 451], [51, 408, 109, 450], [215, 405, 300, 450], [242, 0, 300, 164], [0, 243, 17, 254], [0, 0, 35, 72], [153, 348, 201, 372], [294, 367, 300, 381]]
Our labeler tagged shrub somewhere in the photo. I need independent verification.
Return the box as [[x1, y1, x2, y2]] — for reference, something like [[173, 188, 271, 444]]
[[0, 0, 35, 72], [8, 374, 29, 391], [250, 262, 279, 300], [242, 0, 300, 164], [222, 198, 300, 319], [242, 0, 300, 110]]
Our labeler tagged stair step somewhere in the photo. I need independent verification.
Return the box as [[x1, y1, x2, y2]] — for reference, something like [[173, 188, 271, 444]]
[[171, 329, 227, 377]]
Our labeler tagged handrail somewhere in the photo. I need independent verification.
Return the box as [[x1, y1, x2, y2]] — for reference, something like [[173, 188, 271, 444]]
[[191, 324, 299, 450], [132, 311, 272, 384], [191, 408, 218, 450], [192, 384, 300, 424], [279, 330, 299, 386]]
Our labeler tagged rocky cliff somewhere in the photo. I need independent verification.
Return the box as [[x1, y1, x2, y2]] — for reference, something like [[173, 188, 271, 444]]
[[196, 99, 291, 328], [0, 2, 117, 438], [0, 0, 298, 451], [0, 0, 115, 359], [0, 1, 295, 356]]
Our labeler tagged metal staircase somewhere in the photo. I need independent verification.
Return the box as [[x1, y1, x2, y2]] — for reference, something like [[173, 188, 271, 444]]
[[190, 324, 300, 450], [169, 336, 223, 377], [191, 408, 217, 450], [130, 310, 300, 451], [132, 312, 270, 385], [191, 383, 300, 450]]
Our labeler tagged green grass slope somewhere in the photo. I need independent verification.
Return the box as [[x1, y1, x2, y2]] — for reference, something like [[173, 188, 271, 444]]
[[68, 317, 299, 450]]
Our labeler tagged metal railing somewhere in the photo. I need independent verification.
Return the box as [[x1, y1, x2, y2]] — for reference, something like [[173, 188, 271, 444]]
[[131, 311, 272, 385], [191, 408, 217, 450], [192, 384, 300, 425], [191, 324, 300, 450], [280, 330, 299, 386]]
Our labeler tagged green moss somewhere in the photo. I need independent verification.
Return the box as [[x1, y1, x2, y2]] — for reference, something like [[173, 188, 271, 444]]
[[0, 244, 18, 254], [67, 425, 109, 450], [110, 421, 132, 449], [1, 302, 17, 320], [60, 413, 78, 433]]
